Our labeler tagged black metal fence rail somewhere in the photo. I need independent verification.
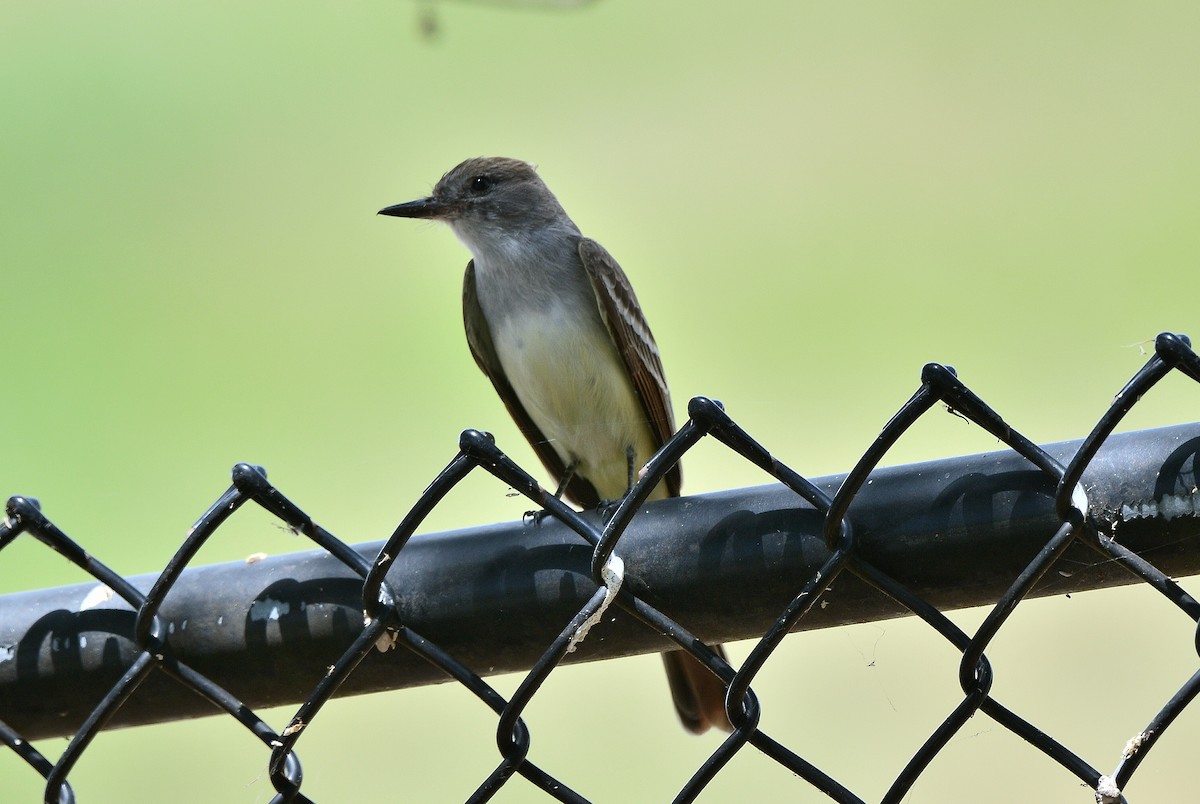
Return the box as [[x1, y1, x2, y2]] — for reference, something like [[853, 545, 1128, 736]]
[[2, 331, 1199, 803]]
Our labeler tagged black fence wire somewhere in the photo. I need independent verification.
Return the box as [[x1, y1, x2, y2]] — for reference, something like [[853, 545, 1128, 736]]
[[3, 331, 1200, 803]]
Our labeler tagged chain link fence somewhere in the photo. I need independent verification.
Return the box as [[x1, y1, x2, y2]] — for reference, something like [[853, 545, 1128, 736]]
[[3, 331, 1200, 803]]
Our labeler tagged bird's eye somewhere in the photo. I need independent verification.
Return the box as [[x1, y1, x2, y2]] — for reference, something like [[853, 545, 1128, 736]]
[[469, 175, 493, 194]]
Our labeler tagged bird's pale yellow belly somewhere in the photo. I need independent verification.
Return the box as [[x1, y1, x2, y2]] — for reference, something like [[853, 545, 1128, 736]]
[[492, 304, 661, 501]]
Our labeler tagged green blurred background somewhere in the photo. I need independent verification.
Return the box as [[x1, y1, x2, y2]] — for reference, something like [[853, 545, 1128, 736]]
[[3, 0, 1199, 800]]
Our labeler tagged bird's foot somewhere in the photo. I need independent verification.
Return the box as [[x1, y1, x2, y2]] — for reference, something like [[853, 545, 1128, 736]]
[[595, 497, 626, 521], [523, 508, 555, 527]]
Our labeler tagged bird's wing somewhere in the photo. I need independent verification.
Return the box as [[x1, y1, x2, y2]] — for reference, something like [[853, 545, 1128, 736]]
[[463, 260, 603, 508], [578, 238, 682, 497]]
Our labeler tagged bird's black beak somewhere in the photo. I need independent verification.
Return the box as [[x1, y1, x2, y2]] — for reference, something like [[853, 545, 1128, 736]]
[[378, 197, 448, 219]]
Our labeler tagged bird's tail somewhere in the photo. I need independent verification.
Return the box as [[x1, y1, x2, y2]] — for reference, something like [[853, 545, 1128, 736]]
[[661, 645, 734, 734]]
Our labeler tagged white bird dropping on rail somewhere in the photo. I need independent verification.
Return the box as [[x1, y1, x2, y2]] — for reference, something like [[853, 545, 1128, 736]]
[[566, 555, 624, 654]]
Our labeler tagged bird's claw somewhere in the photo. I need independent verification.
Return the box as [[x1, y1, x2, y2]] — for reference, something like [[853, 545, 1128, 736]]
[[523, 508, 552, 527]]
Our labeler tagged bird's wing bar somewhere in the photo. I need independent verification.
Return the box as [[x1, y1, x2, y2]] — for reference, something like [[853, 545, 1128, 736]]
[[578, 239, 682, 497]]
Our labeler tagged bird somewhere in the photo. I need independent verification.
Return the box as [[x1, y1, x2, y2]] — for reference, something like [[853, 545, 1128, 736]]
[[379, 156, 731, 733]]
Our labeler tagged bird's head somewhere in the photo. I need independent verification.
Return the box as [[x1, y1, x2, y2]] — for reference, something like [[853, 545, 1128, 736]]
[[379, 157, 577, 259]]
